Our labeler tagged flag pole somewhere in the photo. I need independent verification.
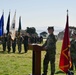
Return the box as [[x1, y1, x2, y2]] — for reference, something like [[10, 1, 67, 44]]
[[59, 9, 72, 74], [67, 9, 68, 14], [67, 10, 74, 75]]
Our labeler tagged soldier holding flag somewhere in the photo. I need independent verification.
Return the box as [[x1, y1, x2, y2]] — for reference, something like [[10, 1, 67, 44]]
[[7, 32, 11, 53], [70, 32, 76, 71], [1, 33, 7, 52]]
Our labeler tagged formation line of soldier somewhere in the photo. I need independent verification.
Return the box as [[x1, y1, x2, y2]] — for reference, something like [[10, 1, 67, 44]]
[[1, 32, 29, 53], [0, 32, 43, 53]]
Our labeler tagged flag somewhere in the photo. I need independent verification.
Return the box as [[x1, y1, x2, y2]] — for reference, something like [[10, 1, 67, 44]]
[[0, 19, 3, 36], [6, 12, 10, 35], [18, 16, 21, 32], [0, 12, 4, 36], [1, 12, 4, 35], [11, 12, 16, 40], [59, 10, 72, 73]]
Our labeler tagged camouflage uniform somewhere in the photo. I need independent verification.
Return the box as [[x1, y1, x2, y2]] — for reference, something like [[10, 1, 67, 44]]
[[42, 27, 57, 75], [12, 38, 16, 53], [17, 35, 22, 53], [23, 35, 28, 53], [70, 38, 76, 70], [7, 33, 11, 53], [1, 34, 7, 52]]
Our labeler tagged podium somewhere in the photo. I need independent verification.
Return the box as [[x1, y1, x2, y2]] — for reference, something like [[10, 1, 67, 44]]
[[28, 44, 45, 75]]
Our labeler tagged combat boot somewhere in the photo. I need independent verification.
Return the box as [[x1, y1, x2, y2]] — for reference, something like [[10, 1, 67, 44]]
[[42, 74, 47, 75], [42, 72, 47, 75], [51, 73, 54, 75]]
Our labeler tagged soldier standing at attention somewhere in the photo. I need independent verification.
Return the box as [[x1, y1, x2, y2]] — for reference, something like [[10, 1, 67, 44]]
[[23, 34, 28, 53], [17, 33, 22, 53], [11, 37, 16, 53], [7, 32, 11, 53], [70, 32, 76, 71], [42, 27, 57, 75], [1, 33, 7, 52]]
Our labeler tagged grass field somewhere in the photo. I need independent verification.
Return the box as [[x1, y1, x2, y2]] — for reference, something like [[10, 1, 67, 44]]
[[0, 41, 76, 75]]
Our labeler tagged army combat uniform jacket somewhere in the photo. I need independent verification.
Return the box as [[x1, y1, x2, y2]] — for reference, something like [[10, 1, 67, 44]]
[[70, 39, 76, 65], [42, 33, 57, 74]]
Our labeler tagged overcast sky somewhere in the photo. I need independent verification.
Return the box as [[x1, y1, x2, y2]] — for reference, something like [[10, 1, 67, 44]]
[[0, 0, 76, 34]]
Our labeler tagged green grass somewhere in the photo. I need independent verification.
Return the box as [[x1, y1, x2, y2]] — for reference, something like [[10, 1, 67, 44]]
[[0, 41, 75, 75]]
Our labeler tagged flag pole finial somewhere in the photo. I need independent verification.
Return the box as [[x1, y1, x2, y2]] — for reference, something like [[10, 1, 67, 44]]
[[67, 10, 68, 14], [9, 9, 11, 13], [67, 10, 68, 12]]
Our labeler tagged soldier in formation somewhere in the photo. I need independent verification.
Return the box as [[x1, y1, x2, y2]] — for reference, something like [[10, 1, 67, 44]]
[[70, 32, 76, 71], [42, 27, 57, 75], [17, 33, 23, 53], [1, 33, 7, 52], [23, 34, 28, 53], [7, 32, 12, 53], [11, 37, 16, 53]]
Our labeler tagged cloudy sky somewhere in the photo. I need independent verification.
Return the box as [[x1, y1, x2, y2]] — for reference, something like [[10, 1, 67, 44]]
[[0, 0, 76, 34]]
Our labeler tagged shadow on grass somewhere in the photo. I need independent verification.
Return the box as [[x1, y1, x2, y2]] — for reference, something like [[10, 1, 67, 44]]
[[0, 51, 15, 54], [0, 51, 7, 54], [0, 51, 27, 54], [55, 70, 65, 74]]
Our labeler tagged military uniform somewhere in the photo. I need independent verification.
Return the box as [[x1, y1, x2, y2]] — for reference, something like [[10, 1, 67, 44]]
[[70, 32, 76, 70], [17, 35, 22, 53], [12, 38, 16, 53], [1, 34, 7, 52], [7, 33, 11, 53], [23, 35, 28, 53], [42, 27, 57, 75]]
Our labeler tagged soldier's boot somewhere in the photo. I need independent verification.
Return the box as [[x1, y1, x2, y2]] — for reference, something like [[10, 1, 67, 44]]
[[8, 50, 10, 53], [42, 72, 47, 75], [13, 48, 16, 53], [13, 51, 15, 53], [19, 51, 21, 53], [42, 69, 48, 75], [19, 50, 21, 53], [51, 72, 54, 75], [25, 51, 27, 53]]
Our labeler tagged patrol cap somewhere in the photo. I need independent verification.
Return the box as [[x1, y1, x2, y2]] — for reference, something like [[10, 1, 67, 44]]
[[47, 26, 54, 31]]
